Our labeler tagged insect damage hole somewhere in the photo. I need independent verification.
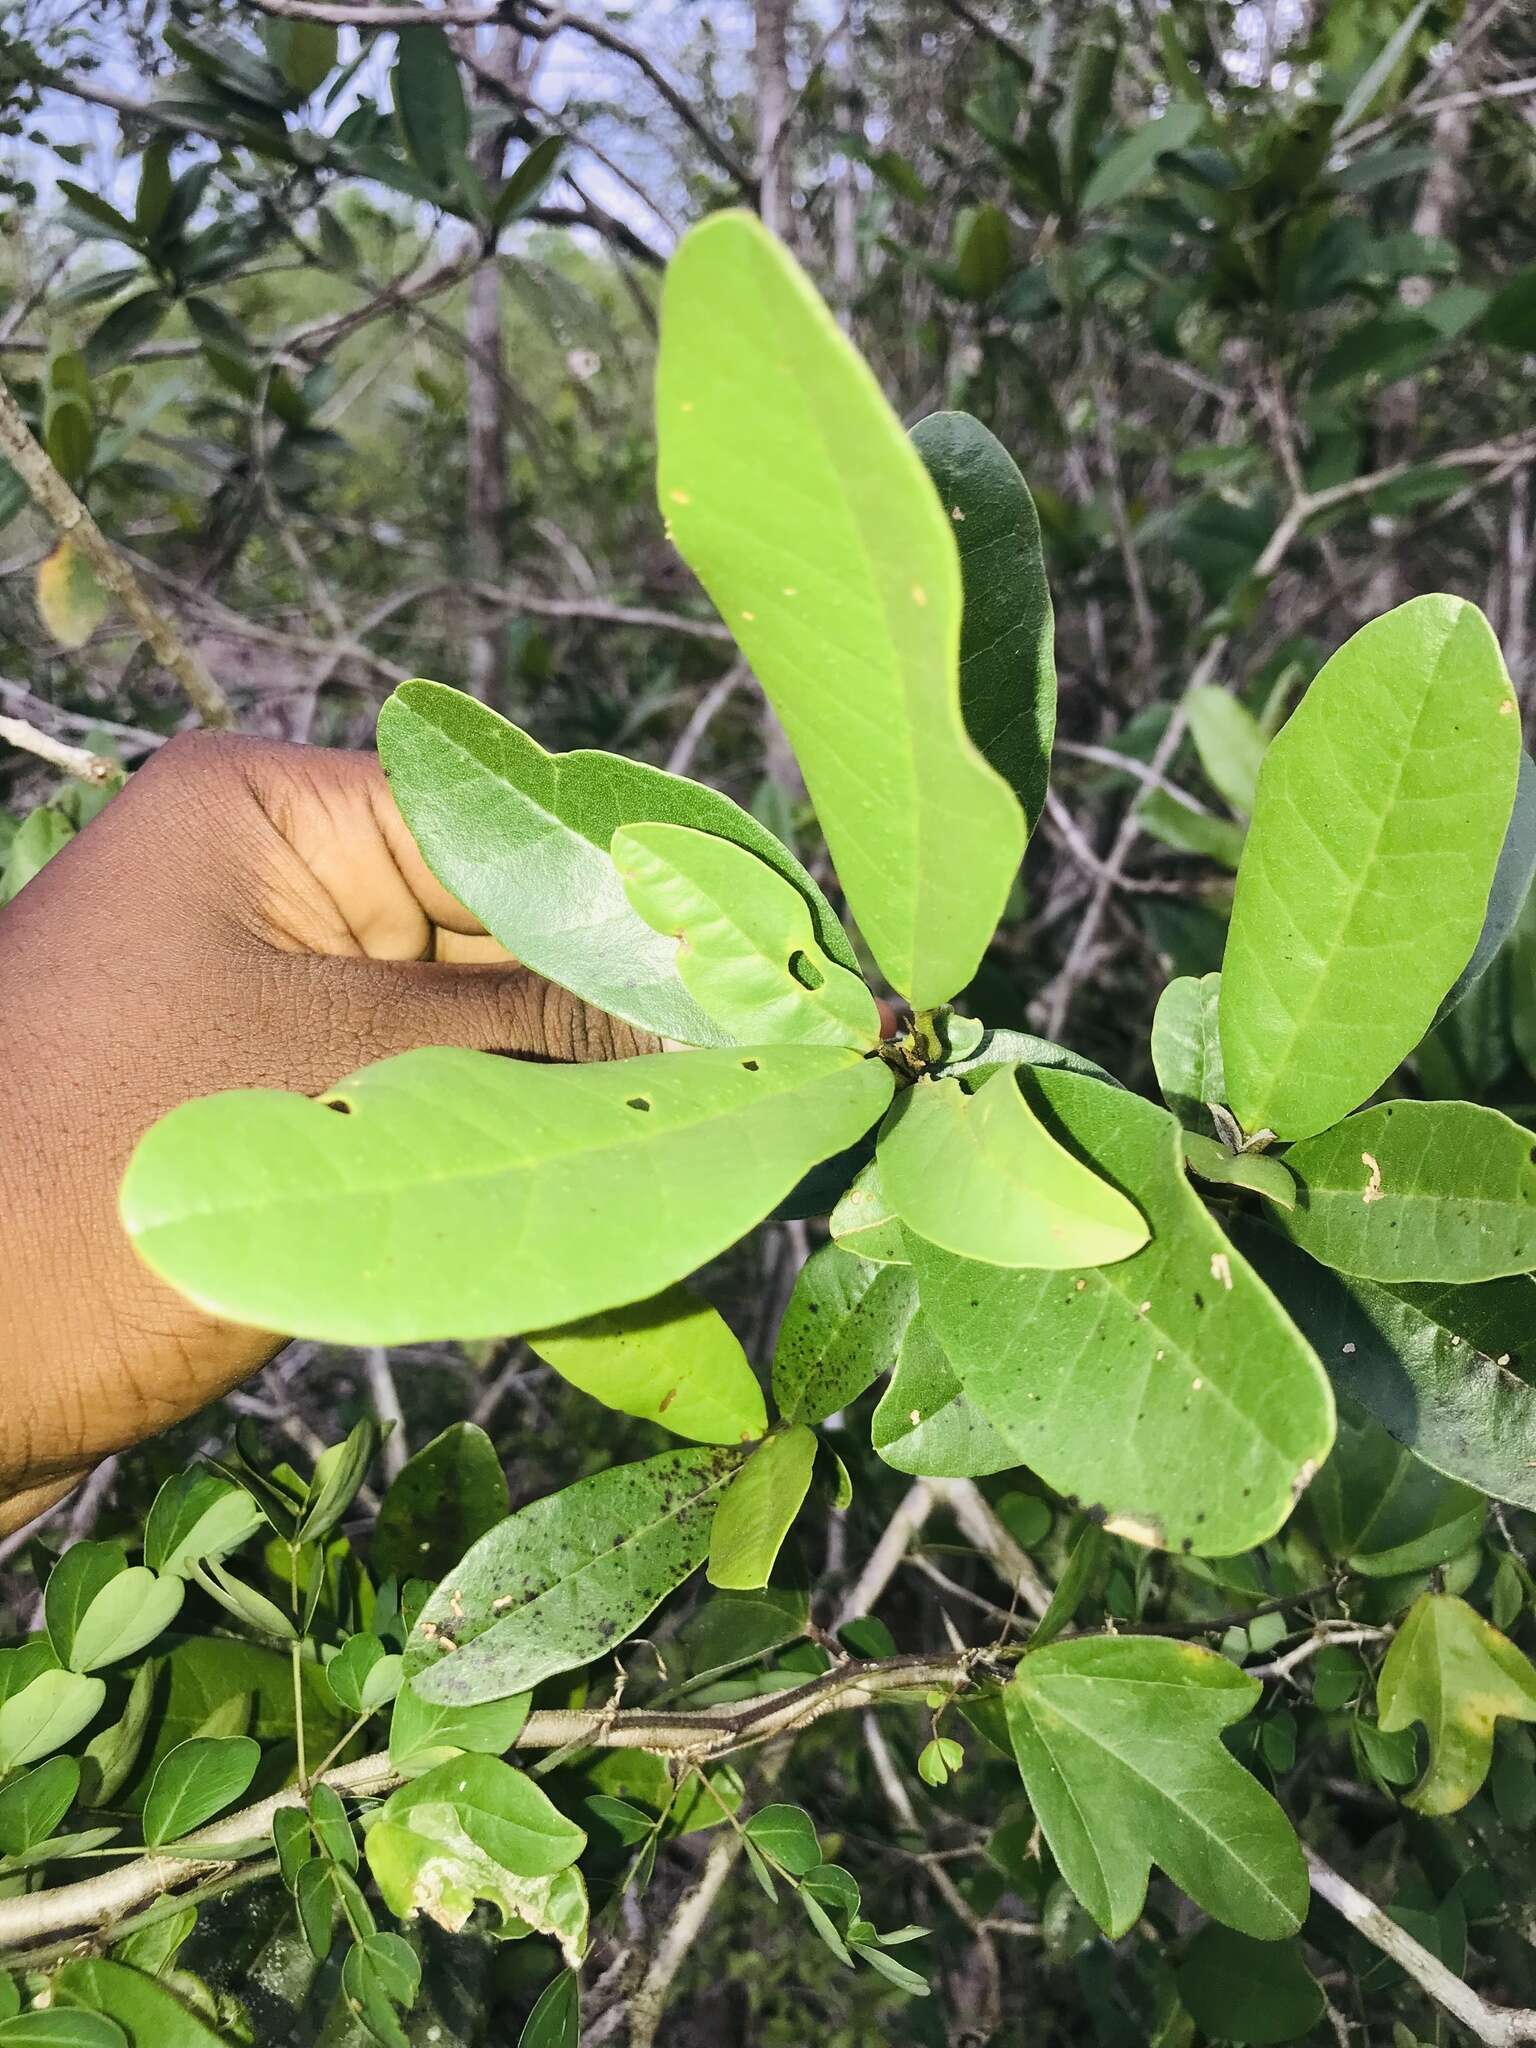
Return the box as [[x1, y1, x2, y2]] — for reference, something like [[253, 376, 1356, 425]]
[[787, 950, 825, 991], [740, 1058, 760, 1071], [626, 1096, 652, 1112], [325, 1099, 354, 1115]]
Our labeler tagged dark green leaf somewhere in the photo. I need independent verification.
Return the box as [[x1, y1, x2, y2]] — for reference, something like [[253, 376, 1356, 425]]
[[374, 1422, 509, 1582], [772, 1245, 918, 1426], [391, 26, 468, 191], [1005, 1637, 1306, 1938], [1176, 1928, 1324, 2044], [407, 1446, 745, 1704], [143, 1737, 260, 1845]]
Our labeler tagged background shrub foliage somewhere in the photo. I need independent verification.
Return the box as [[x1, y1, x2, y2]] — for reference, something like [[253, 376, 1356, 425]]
[[2, 1, 1536, 2043]]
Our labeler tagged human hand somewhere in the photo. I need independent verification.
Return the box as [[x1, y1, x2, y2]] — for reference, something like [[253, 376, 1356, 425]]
[[0, 731, 653, 1531]]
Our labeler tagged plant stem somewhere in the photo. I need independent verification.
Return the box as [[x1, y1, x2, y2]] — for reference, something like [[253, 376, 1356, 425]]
[[0, 371, 231, 727]]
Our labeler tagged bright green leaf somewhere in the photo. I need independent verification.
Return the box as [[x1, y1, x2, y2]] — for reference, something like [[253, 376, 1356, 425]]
[[879, 1067, 1148, 1269], [0, 1756, 78, 1857], [1377, 1594, 1536, 1814], [0, 2010, 129, 2046], [529, 1285, 766, 1446], [1186, 685, 1267, 818], [1283, 1100, 1536, 1281], [325, 1635, 403, 1716], [377, 680, 855, 1044], [122, 1044, 892, 1343], [299, 1418, 383, 1546], [407, 1446, 745, 1704], [744, 1802, 820, 1876], [910, 410, 1056, 831], [1005, 1637, 1307, 1938], [143, 1471, 264, 1579], [45, 1548, 182, 1675], [706, 1427, 817, 1590], [1220, 596, 1520, 1141], [612, 823, 878, 1050], [906, 1068, 1334, 1554], [365, 1755, 585, 1944], [657, 210, 1025, 1008], [828, 1159, 909, 1266], [388, 1685, 531, 1779]]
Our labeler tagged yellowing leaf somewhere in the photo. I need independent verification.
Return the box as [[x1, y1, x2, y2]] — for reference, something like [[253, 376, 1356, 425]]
[[36, 539, 109, 650], [706, 1426, 817, 1589], [528, 1284, 768, 1445], [1376, 1593, 1536, 1814]]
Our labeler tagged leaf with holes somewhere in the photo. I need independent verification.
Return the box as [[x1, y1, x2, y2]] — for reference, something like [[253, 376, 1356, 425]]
[[377, 680, 855, 1045], [1377, 1594, 1536, 1814], [706, 1427, 817, 1589], [1220, 596, 1519, 1141], [905, 1068, 1333, 1554], [529, 1285, 766, 1446], [612, 822, 879, 1050], [910, 410, 1056, 831], [658, 211, 1025, 1008], [1005, 1637, 1307, 1938], [879, 1066, 1148, 1270], [1282, 1100, 1536, 1282], [406, 1446, 745, 1704], [122, 1044, 891, 1343]]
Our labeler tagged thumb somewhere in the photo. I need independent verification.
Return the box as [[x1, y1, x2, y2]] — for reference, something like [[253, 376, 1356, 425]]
[[259, 954, 659, 1094]]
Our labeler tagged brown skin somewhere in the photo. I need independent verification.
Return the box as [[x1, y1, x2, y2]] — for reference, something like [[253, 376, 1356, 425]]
[[0, 732, 653, 1534]]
